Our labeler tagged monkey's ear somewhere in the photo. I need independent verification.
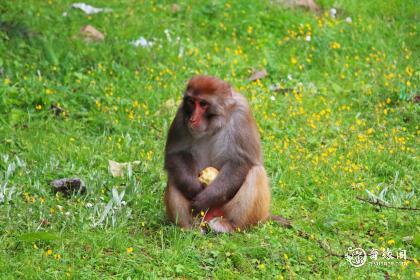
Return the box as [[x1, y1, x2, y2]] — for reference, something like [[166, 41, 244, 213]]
[[224, 92, 236, 110]]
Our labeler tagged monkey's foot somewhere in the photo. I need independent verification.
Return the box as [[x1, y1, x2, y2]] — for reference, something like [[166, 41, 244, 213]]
[[203, 208, 224, 221], [208, 217, 234, 233]]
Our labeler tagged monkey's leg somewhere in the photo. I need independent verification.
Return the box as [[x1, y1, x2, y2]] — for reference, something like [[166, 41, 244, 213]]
[[221, 165, 271, 230], [164, 183, 192, 229]]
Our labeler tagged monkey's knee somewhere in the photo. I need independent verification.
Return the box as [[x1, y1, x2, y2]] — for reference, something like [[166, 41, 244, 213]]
[[222, 165, 271, 228], [164, 184, 192, 228]]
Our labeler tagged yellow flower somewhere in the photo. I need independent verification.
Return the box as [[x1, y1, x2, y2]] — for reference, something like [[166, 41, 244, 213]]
[[3, 78, 11, 85], [126, 247, 133, 253], [128, 111, 135, 121], [405, 66, 413, 76], [46, 249, 53, 256], [36, 104, 42, 110], [387, 239, 395, 245], [291, 57, 298, 65], [54, 254, 61, 260], [257, 263, 266, 270], [331, 42, 341, 49]]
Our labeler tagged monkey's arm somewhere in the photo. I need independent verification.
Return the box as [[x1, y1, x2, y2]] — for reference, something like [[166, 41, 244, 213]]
[[191, 161, 250, 211], [165, 152, 203, 200]]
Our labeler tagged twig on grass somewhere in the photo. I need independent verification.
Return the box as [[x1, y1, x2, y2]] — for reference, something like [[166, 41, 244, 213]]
[[356, 196, 420, 211], [273, 217, 344, 258], [295, 229, 345, 258]]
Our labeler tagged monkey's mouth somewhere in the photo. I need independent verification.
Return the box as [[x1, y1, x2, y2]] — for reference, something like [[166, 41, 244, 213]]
[[189, 122, 201, 130], [187, 123, 207, 136]]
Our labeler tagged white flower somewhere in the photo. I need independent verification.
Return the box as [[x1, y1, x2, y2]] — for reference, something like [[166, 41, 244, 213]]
[[70, 3, 112, 15], [130, 36, 154, 48], [305, 35, 311, 42], [329, 8, 337, 18], [270, 96, 276, 101], [164, 29, 172, 42], [345, 17, 352, 23], [178, 46, 184, 57], [287, 74, 293, 80]]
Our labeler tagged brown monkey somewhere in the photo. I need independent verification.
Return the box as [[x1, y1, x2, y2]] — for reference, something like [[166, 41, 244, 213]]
[[164, 75, 289, 232]]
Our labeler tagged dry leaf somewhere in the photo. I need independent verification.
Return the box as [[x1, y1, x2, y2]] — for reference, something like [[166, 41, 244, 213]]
[[80, 25, 105, 42], [275, 0, 319, 12], [108, 160, 140, 177], [249, 69, 268, 81], [171, 4, 181, 13]]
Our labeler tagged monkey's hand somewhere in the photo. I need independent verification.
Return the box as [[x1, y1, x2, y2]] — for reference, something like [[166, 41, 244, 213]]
[[179, 179, 203, 200], [165, 152, 204, 200]]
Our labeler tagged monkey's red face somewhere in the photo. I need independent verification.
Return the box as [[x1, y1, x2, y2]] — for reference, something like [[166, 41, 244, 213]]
[[181, 75, 231, 138], [183, 96, 210, 134]]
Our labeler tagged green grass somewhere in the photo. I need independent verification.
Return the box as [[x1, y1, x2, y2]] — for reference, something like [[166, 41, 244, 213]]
[[0, 0, 418, 278]]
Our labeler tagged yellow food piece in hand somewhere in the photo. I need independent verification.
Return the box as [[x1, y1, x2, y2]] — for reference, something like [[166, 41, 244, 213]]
[[198, 167, 219, 186]]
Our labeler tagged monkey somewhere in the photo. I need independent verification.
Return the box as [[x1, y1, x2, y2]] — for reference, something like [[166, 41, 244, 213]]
[[164, 75, 290, 233]]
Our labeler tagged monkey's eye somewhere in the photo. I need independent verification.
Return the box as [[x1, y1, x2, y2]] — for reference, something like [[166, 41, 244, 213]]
[[199, 100, 208, 107], [186, 98, 194, 105]]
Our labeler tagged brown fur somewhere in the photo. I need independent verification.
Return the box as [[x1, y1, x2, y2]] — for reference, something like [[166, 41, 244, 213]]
[[165, 165, 271, 232], [186, 75, 231, 97], [164, 76, 277, 233], [222, 165, 271, 229], [164, 183, 192, 228]]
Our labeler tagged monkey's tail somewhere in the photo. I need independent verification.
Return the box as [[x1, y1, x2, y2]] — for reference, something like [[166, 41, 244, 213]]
[[269, 214, 292, 228]]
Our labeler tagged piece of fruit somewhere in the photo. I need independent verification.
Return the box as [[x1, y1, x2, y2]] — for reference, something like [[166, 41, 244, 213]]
[[197, 167, 224, 223], [198, 167, 219, 186]]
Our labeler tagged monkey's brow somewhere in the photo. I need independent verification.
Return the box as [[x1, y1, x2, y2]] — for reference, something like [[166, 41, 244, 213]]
[[183, 95, 209, 103]]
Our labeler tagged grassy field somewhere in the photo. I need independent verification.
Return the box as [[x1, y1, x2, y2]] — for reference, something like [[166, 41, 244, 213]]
[[0, 0, 418, 278]]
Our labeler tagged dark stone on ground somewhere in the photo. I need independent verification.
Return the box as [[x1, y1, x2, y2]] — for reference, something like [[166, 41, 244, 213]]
[[50, 178, 86, 196]]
